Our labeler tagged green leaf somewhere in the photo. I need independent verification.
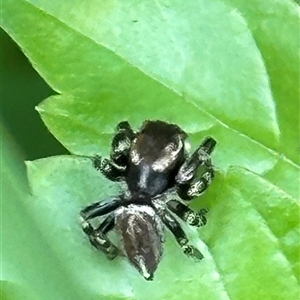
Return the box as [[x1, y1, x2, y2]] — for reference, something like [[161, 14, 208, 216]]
[[222, 0, 300, 165], [25, 157, 299, 300], [1, 0, 299, 299], [1, 0, 299, 197], [1, 127, 88, 300]]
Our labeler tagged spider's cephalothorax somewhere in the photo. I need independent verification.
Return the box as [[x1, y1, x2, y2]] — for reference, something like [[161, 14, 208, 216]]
[[80, 120, 216, 280]]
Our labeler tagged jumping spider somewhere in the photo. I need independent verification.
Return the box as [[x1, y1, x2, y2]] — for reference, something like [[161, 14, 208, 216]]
[[80, 120, 216, 280]]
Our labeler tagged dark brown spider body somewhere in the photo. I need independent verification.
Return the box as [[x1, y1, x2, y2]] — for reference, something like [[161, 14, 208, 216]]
[[80, 120, 216, 280], [116, 204, 164, 280], [126, 121, 187, 197]]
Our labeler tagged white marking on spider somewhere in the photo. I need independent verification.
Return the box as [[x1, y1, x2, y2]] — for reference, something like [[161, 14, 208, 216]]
[[138, 165, 150, 188], [186, 212, 197, 224], [203, 172, 212, 184], [188, 181, 204, 197], [184, 140, 191, 152], [131, 149, 143, 165], [115, 139, 130, 153], [138, 256, 151, 279], [95, 236, 106, 245], [117, 204, 156, 217], [152, 139, 183, 172]]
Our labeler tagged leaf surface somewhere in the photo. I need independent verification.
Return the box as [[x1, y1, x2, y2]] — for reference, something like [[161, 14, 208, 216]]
[[1, 0, 299, 299]]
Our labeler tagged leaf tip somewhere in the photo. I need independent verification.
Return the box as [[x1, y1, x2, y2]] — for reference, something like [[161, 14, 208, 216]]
[[35, 105, 43, 113]]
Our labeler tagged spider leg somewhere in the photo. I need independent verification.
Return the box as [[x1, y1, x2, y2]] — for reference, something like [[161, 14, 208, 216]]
[[93, 156, 126, 181], [177, 169, 214, 200], [167, 199, 208, 227], [158, 209, 204, 260], [81, 213, 119, 260], [93, 122, 135, 181], [176, 137, 216, 200], [80, 198, 120, 220], [110, 121, 136, 166], [80, 200, 121, 259]]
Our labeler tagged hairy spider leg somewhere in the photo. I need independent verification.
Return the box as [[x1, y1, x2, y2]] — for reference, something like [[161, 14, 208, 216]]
[[80, 198, 120, 220], [80, 199, 121, 259], [176, 137, 217, 200], [167, 199, 208, 227], [81, 214, 118, 260], [93, 121, 136, 181], [110, 121, 136, 166], [157, 209, 204, 260], [93, 155, 126, 181]]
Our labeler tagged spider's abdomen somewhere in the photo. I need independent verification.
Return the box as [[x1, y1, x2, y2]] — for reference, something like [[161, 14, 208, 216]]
[[115, 204, 165, 280]]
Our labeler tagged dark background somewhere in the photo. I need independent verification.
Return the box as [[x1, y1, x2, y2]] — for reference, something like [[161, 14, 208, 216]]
[[1, 28, 68, 160]]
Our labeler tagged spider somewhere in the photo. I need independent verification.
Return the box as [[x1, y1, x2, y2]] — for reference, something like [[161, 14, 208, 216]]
[[80, 120, 216, 280]]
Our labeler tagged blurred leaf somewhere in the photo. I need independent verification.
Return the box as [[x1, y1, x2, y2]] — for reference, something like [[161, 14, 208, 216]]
[[223, 0, 300, 165], [0, 126, 88, 300], [0, 29, 67, 160], [1, 0, 299, 299]]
